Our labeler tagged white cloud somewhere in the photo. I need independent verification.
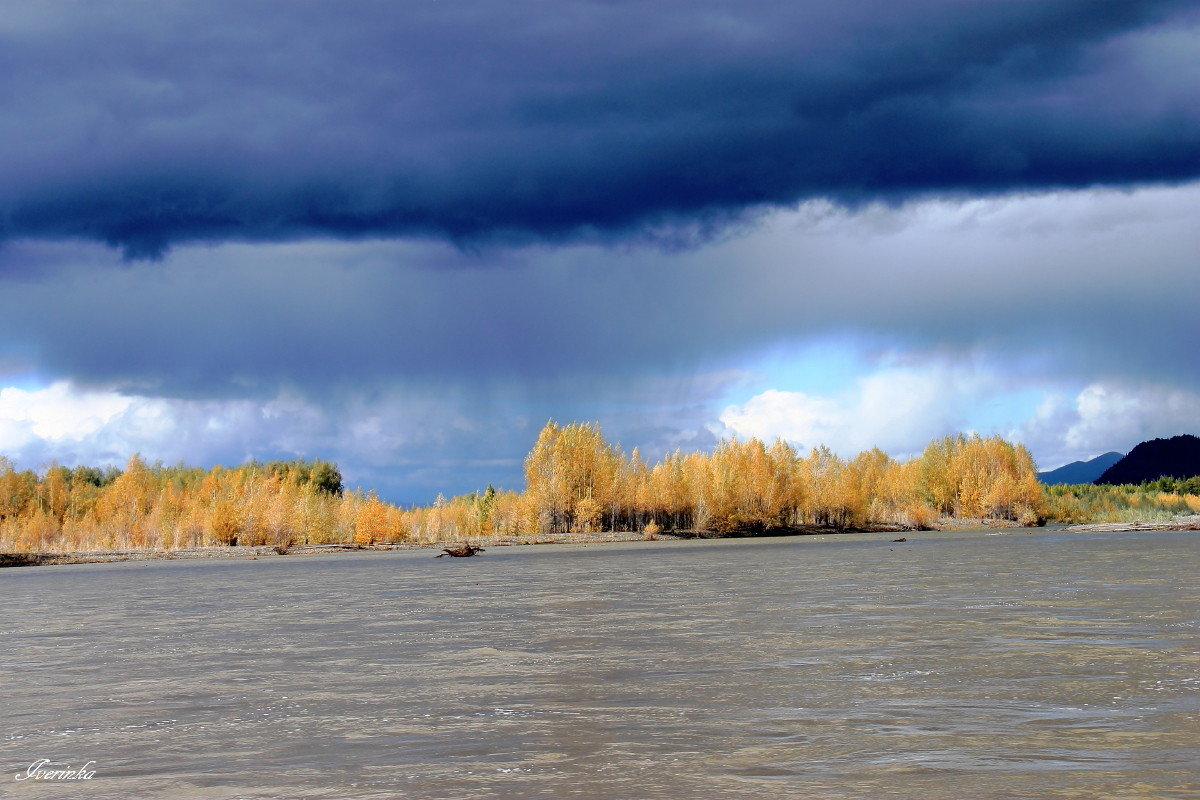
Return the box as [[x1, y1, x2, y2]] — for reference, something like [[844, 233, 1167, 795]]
[[1017, 382, 1200, 468], [717, 363, 997, 457], [0, 382, 132, 441], [717, 389, 846, 449], [0, 381, 286, 467], [721, 370, 1200, 471]]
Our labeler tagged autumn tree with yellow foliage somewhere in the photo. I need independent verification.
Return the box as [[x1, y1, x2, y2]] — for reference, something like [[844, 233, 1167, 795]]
[[0, 423, 1068, 555], [508, 422, 1047, 535]]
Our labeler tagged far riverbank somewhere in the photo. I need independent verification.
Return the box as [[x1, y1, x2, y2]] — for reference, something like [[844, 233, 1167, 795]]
[[4, 515, 1198, 568]]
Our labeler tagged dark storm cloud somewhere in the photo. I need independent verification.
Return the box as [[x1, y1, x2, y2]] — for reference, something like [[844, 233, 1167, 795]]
[[0, 0, 1197, 257], [1, 183, 1196, 402]]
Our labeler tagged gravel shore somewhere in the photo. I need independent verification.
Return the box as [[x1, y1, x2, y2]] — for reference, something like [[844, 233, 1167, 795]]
[[0, 531, 664, 567], [1065, 514, 1200, 532], [8, 518, 1193, 568]]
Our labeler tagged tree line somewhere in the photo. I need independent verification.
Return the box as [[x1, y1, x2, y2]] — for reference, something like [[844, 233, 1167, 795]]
[[514, 422, 1045, 535], [1, 423, 1059, 553], [0, 455, 401, 553]]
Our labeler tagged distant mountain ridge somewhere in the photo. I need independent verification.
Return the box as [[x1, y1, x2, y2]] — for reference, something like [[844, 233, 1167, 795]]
[[1095, 435, 1200, 485], [1038, 452, 1124, 485]]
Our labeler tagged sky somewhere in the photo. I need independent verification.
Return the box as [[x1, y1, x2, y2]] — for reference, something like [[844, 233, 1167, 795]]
[[1, 1, 1198, 502]]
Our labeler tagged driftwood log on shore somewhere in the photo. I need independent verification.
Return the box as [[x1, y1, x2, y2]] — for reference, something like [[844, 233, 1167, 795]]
[[436, 544, 485, 558]]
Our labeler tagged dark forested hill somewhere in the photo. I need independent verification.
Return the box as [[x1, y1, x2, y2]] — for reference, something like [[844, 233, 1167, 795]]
[[1094, 435, 1200, 485], [1038, 452, 1123, 485]]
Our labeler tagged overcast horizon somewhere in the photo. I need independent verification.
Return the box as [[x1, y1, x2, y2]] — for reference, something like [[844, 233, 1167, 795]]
[[1, 1, 1198, 504]]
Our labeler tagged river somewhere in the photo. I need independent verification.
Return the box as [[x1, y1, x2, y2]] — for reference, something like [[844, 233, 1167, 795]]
[[2, 529, 1197, 799]]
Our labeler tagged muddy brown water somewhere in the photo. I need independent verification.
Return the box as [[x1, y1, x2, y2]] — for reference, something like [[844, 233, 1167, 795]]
[[2, 529, 1197, 799]]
